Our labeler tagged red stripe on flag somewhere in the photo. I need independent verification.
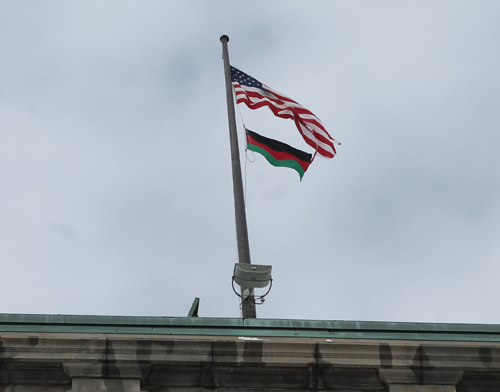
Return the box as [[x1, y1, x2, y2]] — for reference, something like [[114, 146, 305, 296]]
[[234, 82, 338, 159], [247, 135, 311, 172]]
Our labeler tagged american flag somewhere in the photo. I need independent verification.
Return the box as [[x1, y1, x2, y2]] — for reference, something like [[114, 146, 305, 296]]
[[231, 66, 340, 159]]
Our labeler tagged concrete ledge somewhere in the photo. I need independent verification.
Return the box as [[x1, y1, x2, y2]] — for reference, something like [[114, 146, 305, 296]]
[[389, 385, 456, 392], [1, 333, 500, 391], [68, 379, 143, 392]]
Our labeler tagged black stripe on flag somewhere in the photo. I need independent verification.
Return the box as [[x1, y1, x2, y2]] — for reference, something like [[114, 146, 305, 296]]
[[246, 130, 312, 163]]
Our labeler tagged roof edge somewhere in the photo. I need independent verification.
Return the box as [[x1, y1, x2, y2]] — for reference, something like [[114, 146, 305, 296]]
[[1, 313, 500, 341]]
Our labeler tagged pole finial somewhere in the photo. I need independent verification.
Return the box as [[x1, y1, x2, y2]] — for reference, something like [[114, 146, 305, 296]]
[[220, 35, 229, 43]]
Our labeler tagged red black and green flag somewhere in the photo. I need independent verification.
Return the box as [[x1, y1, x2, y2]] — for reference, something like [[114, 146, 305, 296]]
[[246, 129, 313, 180]]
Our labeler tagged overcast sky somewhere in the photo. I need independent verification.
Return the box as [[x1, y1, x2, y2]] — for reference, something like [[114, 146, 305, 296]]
[[1, 1, 499, 324]]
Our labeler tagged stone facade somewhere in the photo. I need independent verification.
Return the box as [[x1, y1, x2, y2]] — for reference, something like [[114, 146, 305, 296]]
[[1, 332, 500, 392]]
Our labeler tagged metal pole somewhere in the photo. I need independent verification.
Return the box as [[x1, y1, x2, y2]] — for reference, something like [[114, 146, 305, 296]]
[[220, 35, 256, 319]]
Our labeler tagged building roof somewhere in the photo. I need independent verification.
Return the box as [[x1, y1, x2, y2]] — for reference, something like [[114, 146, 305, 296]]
[[2, 313, 500, 342]]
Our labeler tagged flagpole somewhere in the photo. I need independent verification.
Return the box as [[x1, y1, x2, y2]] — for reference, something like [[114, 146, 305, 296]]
[[220, 35, 256, 319]]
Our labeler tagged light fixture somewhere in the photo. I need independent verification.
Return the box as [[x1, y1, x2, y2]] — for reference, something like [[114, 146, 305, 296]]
[[232, 263, 273, 304]]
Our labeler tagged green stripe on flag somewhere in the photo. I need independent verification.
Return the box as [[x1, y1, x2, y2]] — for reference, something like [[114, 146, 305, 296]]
[[248, 143, 306, 180]]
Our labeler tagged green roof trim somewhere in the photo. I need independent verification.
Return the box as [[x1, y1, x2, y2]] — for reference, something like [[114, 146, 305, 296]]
[[1, 313, 500, 342]]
